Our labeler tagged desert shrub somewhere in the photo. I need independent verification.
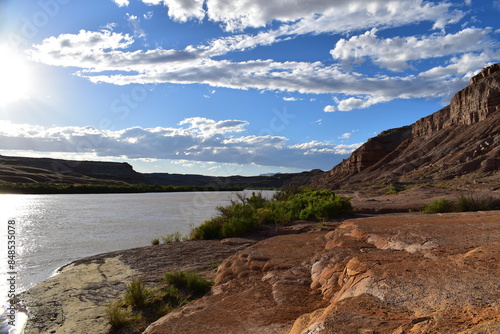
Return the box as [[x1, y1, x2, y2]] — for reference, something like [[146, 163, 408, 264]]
[[455, 194, 500, 212], [190, 189, 352, 239], [423, 195, 500, 213], [422, 198, 454, 213], [256, 207, 274, 224], [151, 238, 160, 246], [220, 216, 260, 238], [163, 271, 213, 298], [288, 189, 352, 220], [190, 216, 225, 240]]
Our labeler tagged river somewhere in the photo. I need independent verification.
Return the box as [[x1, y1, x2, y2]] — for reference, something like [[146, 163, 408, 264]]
[[0, 190, 274, 333]]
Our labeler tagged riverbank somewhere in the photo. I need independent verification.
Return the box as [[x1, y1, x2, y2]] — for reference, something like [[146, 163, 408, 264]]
[[17, 210, 500, 333], [17, 236, 264, 334]]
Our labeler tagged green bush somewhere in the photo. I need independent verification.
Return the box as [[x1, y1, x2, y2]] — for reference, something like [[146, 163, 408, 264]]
[[190, 216, 225, 240], [151, 238, 160, 245], [190, 189, 352, 239], [422, 198, 454, 213]]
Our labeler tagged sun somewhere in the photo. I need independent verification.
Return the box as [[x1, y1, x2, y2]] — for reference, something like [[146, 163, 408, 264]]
[[0, 45, 31, 106]]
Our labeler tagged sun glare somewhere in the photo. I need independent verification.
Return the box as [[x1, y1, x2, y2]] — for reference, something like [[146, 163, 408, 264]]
[[0, 45, 31, 106]]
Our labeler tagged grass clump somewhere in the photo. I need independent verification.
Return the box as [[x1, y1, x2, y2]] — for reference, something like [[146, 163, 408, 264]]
[[190, 188, 352, 240], [422, 194, 500, 213], [106, 273, 212, 333], [163, 271, 213, 298], [162, 232, 182, 243], [150, 238, 160, 246]]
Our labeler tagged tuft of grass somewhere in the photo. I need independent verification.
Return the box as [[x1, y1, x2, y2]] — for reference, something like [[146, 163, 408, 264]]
[[162, 232, 182, 243], [106, 301, 133, 329], [151, 238, 160, 246], [107, 272, 212, 332], [124, 278, 152, 310]]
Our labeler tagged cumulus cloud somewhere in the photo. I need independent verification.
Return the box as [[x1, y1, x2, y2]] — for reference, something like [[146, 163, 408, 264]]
[[112, 0, 129, 7], [323, 105, 335, 112], [0, 119, 361, 170], [339, 133, 351, 139], [331, 27, 494, 71]]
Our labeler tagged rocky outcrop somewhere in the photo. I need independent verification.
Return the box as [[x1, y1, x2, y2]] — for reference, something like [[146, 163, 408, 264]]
[[141, 211, 500, 334], [309, 63, 500, 189], [290, 212, 500, 333]]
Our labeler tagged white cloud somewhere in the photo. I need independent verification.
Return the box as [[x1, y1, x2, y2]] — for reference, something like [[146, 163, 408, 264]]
[[127, 14, 146, 38], [112, 0, 129, 7], [331, 27, 494, 71], [339, 133, 351, 139], [27, 2, 500, 111], [28, 29, 499, 110], [336, 96, 391, 111], [146, 0, 458, 33], [0, 119, 361, 170], [283, 96, 300, 101]]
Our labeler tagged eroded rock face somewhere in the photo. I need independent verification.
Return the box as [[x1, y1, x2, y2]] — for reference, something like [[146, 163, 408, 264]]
[[308, 63, 500, 189], [290, 212, 500, 334]]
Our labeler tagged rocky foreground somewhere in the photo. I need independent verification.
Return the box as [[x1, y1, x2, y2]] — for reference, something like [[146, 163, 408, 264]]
[[19, 203, 500, 334]]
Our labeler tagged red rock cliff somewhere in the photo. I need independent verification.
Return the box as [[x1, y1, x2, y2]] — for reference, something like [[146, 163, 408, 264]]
[[310, 63, 500, 189]]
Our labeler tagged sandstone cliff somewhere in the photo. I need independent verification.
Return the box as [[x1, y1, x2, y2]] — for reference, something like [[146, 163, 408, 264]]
[[309, 63, 500, 189]]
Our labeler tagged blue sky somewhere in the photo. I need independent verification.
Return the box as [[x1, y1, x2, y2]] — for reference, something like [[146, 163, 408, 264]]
[[0, 0, 499, 176]]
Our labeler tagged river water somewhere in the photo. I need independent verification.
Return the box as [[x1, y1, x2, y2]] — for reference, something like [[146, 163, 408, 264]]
[[0, 190, 274, 333]]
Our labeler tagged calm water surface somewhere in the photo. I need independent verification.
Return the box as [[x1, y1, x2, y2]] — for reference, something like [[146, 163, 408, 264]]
[[0, 190, 273, 333]]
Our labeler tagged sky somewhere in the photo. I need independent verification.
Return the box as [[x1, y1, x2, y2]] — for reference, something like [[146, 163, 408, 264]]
[[0, 0, 499, 176]]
